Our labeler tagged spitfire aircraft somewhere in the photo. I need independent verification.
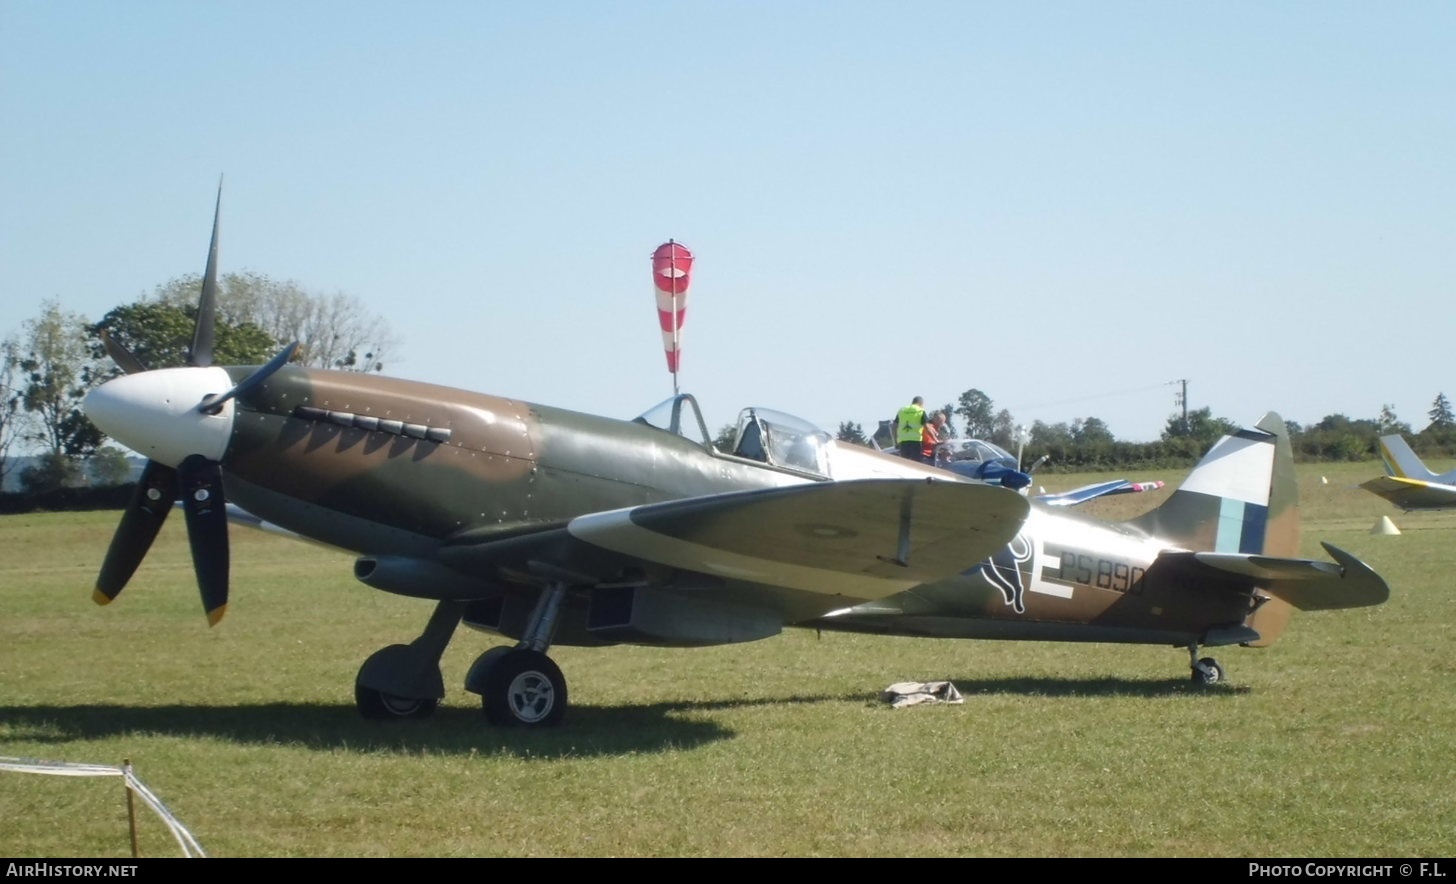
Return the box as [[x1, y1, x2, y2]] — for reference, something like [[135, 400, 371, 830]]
[[1361, 434, 1456, 511], [81, 193, 1391, 728]]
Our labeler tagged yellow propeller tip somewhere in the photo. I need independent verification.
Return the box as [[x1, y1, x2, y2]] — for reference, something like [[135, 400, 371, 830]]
[[206, 605, 228, 627], [92, 589, 114, 607]]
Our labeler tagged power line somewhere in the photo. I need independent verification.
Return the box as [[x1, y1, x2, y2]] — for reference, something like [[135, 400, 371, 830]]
[[1008, 380, 1184, 416]]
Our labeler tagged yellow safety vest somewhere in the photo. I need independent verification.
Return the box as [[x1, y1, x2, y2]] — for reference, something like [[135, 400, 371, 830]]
[[895, 404, 925, 443]]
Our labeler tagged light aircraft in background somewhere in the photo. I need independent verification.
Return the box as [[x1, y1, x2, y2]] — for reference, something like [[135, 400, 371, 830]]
[[80, 191, 1390, 728], [935, 437, 1166, 505], [1361, 434, 1456, 511]]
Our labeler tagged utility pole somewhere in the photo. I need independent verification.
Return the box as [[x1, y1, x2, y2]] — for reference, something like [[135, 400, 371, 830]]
[[1173, 379, 1188, 433]]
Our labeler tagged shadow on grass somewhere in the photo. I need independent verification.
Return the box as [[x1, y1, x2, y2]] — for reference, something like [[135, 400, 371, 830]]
[[943, 674, 1251, 698], [1, 676, 1240, 759]]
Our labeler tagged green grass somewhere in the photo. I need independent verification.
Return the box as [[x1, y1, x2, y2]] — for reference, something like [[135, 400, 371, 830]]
[[2, 461, 1454, 857]]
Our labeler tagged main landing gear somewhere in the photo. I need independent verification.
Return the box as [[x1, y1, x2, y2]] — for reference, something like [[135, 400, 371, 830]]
[[463, 582, 569, 727], [352, 584, 572, 728], [354, 600, 464, 720], [1188, 642, 1225, 686]]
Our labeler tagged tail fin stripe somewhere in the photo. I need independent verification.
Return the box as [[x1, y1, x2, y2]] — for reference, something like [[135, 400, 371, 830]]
[[1213, 498, 1269, 553], [1239, 501, 1268, 553]]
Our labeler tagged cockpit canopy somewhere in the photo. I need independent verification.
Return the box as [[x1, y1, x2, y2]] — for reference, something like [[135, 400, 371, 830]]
[[632, 395, 831, 478], [632, 394, 715, 446], [727, 407, 830, 476], [949, 438, 1018, 469]]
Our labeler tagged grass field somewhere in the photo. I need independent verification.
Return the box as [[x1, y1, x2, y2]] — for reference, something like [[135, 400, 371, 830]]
[[2, 459, 1453, 857]]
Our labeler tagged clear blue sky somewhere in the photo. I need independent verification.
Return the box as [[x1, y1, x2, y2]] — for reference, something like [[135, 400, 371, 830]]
[[3, 1, 1453, 444]]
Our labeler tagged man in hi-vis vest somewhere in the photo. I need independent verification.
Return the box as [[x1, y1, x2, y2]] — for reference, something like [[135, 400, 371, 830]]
[[894, 396, 926, 461]]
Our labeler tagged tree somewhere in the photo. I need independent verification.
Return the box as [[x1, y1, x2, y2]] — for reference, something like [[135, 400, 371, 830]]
[[990, 408, 1017, 449], [19, 299, 102, 460], [1161, 407, 1234, 443], [955, 389, 996, 439], [19, 451, 82, 493], [1428, 393, 1453, 430], [0, 336, 22, 489], [1029, 420, 1074, 467], [153, 272, 398, 372], [1294, 413, 1381, 461], [87, 446, 135, 486], [836, 421, 869, 446], [90, 301, 277, 373], [1072, 416, 1114, 446], [1376, 404, 1410, 437]]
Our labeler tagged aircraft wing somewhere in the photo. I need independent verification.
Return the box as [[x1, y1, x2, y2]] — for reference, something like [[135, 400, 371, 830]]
[[1360, 475, 1456, 511], [1035, 479, 1164, 507], [1179, 541, 1389, 611], [563, 478, 1031, 601]]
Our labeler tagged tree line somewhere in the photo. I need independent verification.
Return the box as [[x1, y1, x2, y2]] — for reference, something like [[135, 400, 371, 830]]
[[835, 389, 1456, 472], [1, 273, 396, 494]]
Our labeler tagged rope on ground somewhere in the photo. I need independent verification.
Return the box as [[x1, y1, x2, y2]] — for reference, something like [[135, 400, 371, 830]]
[[0, 756, 206, 857]]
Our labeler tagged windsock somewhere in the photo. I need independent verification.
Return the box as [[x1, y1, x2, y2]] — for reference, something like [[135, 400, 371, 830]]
[[652, 241, 694, 374]]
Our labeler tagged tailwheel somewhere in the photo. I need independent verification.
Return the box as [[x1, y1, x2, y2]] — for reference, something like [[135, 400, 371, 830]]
[[1191, 656, 1225, 686], [355, 685, 439, 720], [470, 648, 567, 728]]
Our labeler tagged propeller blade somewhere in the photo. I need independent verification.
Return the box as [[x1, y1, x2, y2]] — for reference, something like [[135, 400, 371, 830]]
[[178, 454, 229, 626], [99, 330, 149, 375], [95, 461, 178, 605], [197, 341, 300, 414], [187, 179, 223, 368]]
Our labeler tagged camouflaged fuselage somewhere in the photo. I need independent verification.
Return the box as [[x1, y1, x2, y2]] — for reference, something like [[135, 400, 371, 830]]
[[222, 365, 801, 559]]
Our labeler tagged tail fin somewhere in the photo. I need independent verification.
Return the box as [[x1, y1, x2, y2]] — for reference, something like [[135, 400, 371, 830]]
[[1128, 412, 1298, 556], [1128, 413, 1298, 645], [1377, 434, 1442, 482]]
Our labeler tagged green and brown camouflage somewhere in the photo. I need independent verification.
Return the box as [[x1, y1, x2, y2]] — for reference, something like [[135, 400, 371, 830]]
[[78, 191, 1390, 727]]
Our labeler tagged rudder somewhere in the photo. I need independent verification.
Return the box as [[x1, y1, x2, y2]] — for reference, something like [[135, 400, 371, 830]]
[[1127, 412, 1299, 645], [1127, 412, 1299, 557], [1377, 434, 1439, 482]]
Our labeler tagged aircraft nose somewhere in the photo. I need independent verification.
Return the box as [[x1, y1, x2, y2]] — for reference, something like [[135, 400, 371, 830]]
[[84, 366, 237, 467]]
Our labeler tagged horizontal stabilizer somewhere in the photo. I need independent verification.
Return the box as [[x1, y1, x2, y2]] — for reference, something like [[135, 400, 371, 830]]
[[1191, 542, 1389, 611], [1359, 475, 1456, 511], [1036, 479, 1164, 507]]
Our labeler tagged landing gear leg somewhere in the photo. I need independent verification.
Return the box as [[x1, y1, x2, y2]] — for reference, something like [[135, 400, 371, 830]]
[[465, 582, 569, 727], [1188, 642, 1225, 686], [355, 599, 465, 719]]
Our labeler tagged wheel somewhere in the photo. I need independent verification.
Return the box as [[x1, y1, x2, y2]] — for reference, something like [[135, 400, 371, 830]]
[[480, 649, 567, 727], [355, 684, 439, 720], [1191, 657, 1225, 686]]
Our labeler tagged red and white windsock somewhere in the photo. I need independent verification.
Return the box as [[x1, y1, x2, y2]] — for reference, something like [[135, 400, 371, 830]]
[[652, 240, 694, 383]]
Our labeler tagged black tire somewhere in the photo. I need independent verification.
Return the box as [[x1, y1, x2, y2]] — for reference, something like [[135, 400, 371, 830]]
[[1191, 657, 1225, 686], [480, 649, 567, 727], [355, 684, 439, 720]]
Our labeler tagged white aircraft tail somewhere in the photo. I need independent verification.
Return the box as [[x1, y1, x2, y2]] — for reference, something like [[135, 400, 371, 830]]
[[1126, 412, 1298, 559], [1377, 434, 1454, 483]]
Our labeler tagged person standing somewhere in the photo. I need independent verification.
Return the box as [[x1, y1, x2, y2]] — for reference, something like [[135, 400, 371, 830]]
[[895, 396, 927, 461], [921, 411, 947, 464]]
